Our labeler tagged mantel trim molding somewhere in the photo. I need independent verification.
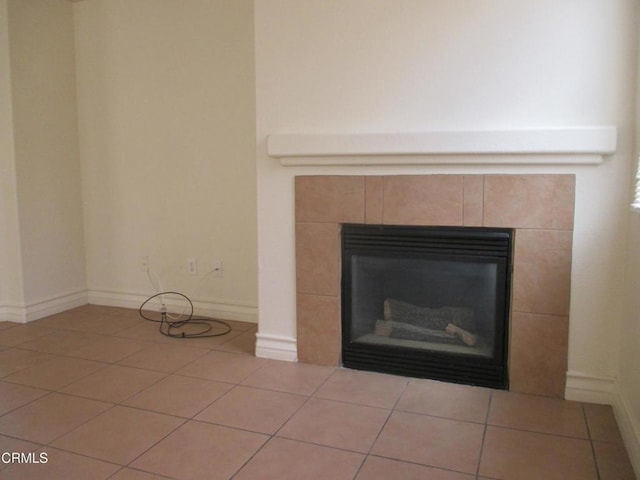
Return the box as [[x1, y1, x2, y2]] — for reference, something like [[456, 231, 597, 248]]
[[267, 127, 617, 166]]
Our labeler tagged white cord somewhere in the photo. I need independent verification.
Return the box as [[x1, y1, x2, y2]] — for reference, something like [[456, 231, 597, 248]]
[[144, 264, 218, 320]]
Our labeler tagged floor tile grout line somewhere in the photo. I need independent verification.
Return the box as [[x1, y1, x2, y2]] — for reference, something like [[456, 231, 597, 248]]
[[173, 381, 239, 422], [360, 374, 411, 456], [119, 416, 191, 473], [483, 423, 595, 442], [268, 367, 337, 439], [0, 381, 56, 415], [228, 434, 276, 480], [365, 453, 478, 478], [349, 379, 408, 480], [44, 402, 120, 448], [106, 464, 178, 480], [583, 403, 603, 480], [475, 389, 494, 478]]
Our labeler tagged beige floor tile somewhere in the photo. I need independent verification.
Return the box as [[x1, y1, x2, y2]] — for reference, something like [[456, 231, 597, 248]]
[[67, 336, 149, 363], [131, 420, 268, 480], [123, 374, 232, 417], [215, 327, 257, 354], [488, 390, 588, 438], [233, 437, 364, 480], [60, 365, 166, 403], [34, 311, 142, 335], [0, 348, 56, 378], [396, 379, 491, 424], [356, 456, 475, 480], [52, 406, 184, 465], [593, 441, 636, 480], [17, 330, 98, 355], [0, 381, 48, 416], [372, 411, 484, 474], [177, 350, 268, 383], [0, 447, 120, 480], [112, 322, 179, 344], [109, 468, 172, 480], [0, 325, 56, 347], [2, 356, 107, 390], [117, 343, 208, 373], [196, 385, 307, 434], [278, 397, 390, 453], [63, 314, 144, 336], [0, 348, 55, 378], [241, 360, 335, 395], [315, 368, 408, 409], [584, 403, 625, 443], [479, 426, 597, 480], [0, 392, 111, 443]]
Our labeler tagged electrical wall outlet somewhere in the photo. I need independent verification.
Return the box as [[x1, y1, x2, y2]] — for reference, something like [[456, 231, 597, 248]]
[[212, 260, 223, 277], [141, 256, 149, 272], [187, 257, 198, 275]]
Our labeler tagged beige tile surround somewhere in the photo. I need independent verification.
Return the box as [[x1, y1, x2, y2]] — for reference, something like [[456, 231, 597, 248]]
[[295, 174, 575, 398]]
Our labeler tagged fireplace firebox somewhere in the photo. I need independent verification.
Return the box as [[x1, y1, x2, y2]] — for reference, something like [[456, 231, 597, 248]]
[[341, 224, 513, 389]]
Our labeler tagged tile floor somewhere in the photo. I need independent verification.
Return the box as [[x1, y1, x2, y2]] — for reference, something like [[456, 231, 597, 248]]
[[0, 305, 635, 480]]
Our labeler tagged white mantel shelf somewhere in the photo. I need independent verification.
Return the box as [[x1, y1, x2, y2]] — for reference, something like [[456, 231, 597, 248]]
[[267, 127, 617, 166]]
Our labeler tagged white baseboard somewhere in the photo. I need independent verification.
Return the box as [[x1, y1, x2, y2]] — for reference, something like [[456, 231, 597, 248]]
[[255, 332, 298, 362], [564, 371, 616, 404], [0, 305, 27, 323], [87, 289, 257, 324], [565, 371, 640, 477], [0, 290, 88, 323], [614, 390, 640, 478]]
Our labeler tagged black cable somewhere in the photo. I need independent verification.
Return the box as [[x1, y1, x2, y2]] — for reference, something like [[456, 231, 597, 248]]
[[139, 291, 232, 339]]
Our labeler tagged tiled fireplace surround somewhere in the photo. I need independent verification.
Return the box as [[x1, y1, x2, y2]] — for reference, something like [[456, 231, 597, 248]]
[[295, 174, 575, 398]]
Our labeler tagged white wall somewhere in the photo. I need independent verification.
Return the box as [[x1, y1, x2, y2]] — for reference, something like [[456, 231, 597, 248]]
[[0, 0, 86, 321], [74, 0, 257, 321], [254, 0, 638, 388]]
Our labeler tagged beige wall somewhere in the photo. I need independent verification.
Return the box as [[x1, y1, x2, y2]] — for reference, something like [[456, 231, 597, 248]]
[[616, 29, 640, 473], [0, 0, 24, 312], [619, 212, 640, 473], [1, 0, 86, 320], [74, 0, 257, 320]]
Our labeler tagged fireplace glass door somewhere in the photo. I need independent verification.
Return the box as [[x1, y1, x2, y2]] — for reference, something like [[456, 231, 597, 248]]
[[341, 224, 513, 389]]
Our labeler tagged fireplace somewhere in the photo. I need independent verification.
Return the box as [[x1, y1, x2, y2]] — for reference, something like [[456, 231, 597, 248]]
[[341, 224, 513, 389], [295, 174, 574, 397]]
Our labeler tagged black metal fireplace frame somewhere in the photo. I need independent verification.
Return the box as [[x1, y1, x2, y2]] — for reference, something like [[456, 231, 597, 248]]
[[341, 224, 513, 389]]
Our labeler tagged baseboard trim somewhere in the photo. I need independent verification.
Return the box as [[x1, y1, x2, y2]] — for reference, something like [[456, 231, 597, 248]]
[[87, 289, 257, 324], [0, 305, 27, 323], [613, 390, 640, 478], [0, 290, 88, 323], [564, 371, 616, 404], [255, 332, 298, 362]]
